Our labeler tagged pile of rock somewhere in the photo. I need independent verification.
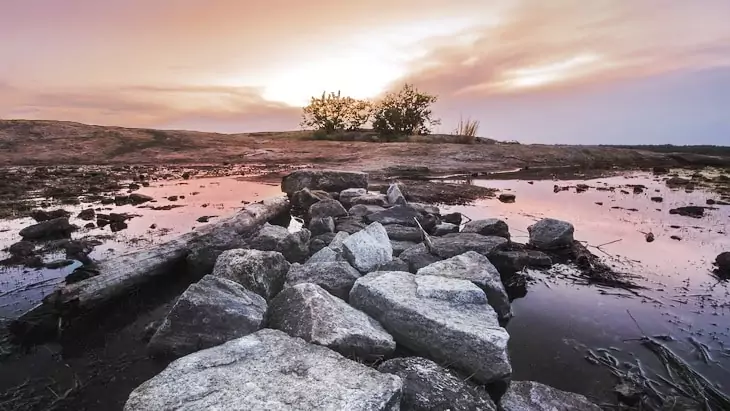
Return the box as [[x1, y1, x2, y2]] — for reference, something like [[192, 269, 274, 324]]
[[128, 169, 599, 411]]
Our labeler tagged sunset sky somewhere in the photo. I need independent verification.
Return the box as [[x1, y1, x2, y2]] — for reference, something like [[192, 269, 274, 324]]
[[2, 0, 730, 144]]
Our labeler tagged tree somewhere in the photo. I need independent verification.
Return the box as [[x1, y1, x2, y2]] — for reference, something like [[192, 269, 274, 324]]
[[301, 91, 371, 133], [371, 84, 440, 137]]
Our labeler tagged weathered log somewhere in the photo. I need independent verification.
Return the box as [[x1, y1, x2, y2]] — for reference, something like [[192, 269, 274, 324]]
[[43, 196, 290, 314]]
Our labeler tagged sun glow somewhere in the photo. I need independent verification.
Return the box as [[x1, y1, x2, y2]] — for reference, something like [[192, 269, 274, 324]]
[[504, 54, 601, 89]]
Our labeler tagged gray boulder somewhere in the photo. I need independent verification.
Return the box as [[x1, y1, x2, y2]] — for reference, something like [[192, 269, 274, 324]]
[[349, 204, 387, 217], [500, 381, 601, 411], [417, 251, 512, 321], [308, 231, 350, 264], [309, 217, 335, 236], [249, 223, 311, 263], [309, 232, 336, 255], [285, 261, 360, 300], [282, 169, 369, 194], [391, 241, 418, 258], [343, 222, 393, 273], [148, 275, 267, 358], [310, 199, 348, 220], [365, 205, 422, 227], [490, 251, 530, 276], [431, 233, 508, 259], [211, 249, 290, 301], [527, 250, 553, 268], [462, 219, 510, 239], [336, 216, 368, 234], [409, 203, 440, 215], [377, 258, 410, 272], [291, 188, 331, 212], [399, 243, 442, 273], [386, 184, 407, 206], [351, 194, 389, 208], [385, 224, 423, 242], [267, 284, 395, 361], [378, 357, 497, 411], [124, 329, 401, 411], [528, 218, 575, 250], [350, 272, 511, 383], [443, 212, 462, 225], [20, 217, 77, 240], [340, 188, 368, 208], [432, 223, 459, 236]]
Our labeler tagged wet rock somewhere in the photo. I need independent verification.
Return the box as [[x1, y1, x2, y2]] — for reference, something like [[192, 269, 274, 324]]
[[500, 381, 601, 411], [420, 213, 440, 233], [291, 188, 332, 212], [576, 184, 590, 193], [128, 193, 153, 205], [44, 259, 75, 269], [378, 357, 497, 411], [267, 283, 395, 361], [30, 209, 71, 222], [351, 194, 389, 208], [417, 251, 511, 321], [385, 224, 423, 242], [349, 204, 386, 217], [666, 177, 691, 187], [651, 196, 664, 203], [391, 241, 418, 257], [527, 250, 552, 268], [377, 258, 410, 272], [148, 275, 267, 358], [653, 166, 669, 174], [430, 233, 509, 259], [645, 232, 655, 242], [489, 251, 529, 277], [343, 222, 393, 273], [20, 217, 77, 240], [632, 185, 645, 194], [8, 241, 35, 257], [211, 249, 290, 301], [350, 271, 511, 383], [285, 261, 360, 300], [128, 183, 140, 190], [707, 199, 716, 205], [443, 212, 462, 225], [671, 235, 682, 241], [339, 188, 368, 208], [167, 196, 178, 201], [309, 199, 348, 221], [282, 169, 369, 195], [716, 252, 730, 275], [399, 243, 442, 273], [386, 183, 407, 206], [110, 221, 128, 232], [248, 223, 311, 263], [498, 193, 516, 203], [528, 218, 575, 250], [77, 208, 96, 221], [462, 219, 510, 239], [308, 216, 335, 236], [125, 329, 402, 411], [62, 238, 100, 263], [336, 216, 368, 234], [669, 206, 705, 218], [196, 215, 216, 223], [365, 205, 422, 227], [432, 223, 459, 236]]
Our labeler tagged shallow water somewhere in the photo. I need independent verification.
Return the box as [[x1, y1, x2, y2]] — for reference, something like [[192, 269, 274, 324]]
[[443, 170, 730, 403]]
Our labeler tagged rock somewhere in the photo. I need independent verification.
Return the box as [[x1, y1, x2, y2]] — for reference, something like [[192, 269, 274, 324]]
[[430, 233, 508, 259], [339, 188, 368, 208], [385, 224, 423, 242], [282, 169, 369, 195], [666, 177, 691, 187], [351, 194, 389, 208], [432, 223, 459, 236], [148, 275, 267, 358], [409, 203, 440, 215], [336, 216, 368, 234], [125, 329, 401, 411], [376, 258, 410, 272], [29, 209, 70, 222], [462, 219, 510, 239], [527, 250, 552, 268], [167, 196, 179, 201], [399, 243, 442, 273], [365, 205, 422, 227], [8, 241, 34, 257], [378, 357, 497, 411], [77, 208, 96, 221], [653, 166, 669, 174], [420, 213, 440, 233], [350, 272, 511, 383], [489, 251, 529, 276], [500, 381, 601, 411], [196, 216, 216, 223], [110, 221, 128, 232], [128, 193, 153, 204], [45, 259, 75, 269], [386, 184, 407, 206], [62, 238, 99, 263], [343, 222, 393, 273], [349, 204, 386, 217], [716, 252, 730, 275], [707, 199, 716, 205], [249, 223, 311, 263], [651, 196, 664, 203], [309, 199, 348, 220], [391, 241, 418, 257], [669, 206, 705, 218], [309, 232, 337, 255], [417, 251, 512, 321], [211, 249, 290, 301], [498, 193, 516, 203], [645, 232, 655, 242], [443, 212, 462, 225], [19, 217, 77, 240], [528, 218, 575, 250], [267, 284, 395, 361], [285, 262, 361, 300], [308, 217, 335, 236], [291, 188, 331, 212]]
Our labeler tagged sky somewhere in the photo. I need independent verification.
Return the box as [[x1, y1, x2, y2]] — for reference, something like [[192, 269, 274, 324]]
[[2, 0, 730, 144]]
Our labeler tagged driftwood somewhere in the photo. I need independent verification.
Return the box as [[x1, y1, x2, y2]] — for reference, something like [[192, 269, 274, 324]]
[[43, 196, 290, 315]]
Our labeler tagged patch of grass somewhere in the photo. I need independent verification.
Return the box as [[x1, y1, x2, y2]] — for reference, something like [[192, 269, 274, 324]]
[[452, 116, 480, 144]]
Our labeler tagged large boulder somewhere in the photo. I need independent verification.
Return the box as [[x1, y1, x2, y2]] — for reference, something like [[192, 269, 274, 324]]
[[386, 184, 407, 206], [248, 223, 311, 263], [416, 251, 512, 321], [378, 357, 497, 411], [528, 219, 575, 250], [365, 205, 422, 227], [350, 272, 511, 384], [291, 188, 331, 212], [19, 217, 77, 240], [500, 381, 601, 411], [285, 261, 360, 300], [125, 329, 402, 411], [211, 249, 290, 301], [399, 243, 442, 273], [267, 284, 395, 361], [309, 199, 348, 221], [339, 188, 368, 208], [351, 194, 389, 208], [282, 169, 369, 194], [336, 216, 368, 234], [349, 204, 386, 217], [343, 222, 393, 273], [148, 275, 267, 358], [462, 219, 510, 239], [385, 225, 424, 242], [308, 217, 335, 236], [430, 233, 508, 259]]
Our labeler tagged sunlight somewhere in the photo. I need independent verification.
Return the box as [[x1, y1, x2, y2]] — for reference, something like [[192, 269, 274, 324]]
[[505, 54, 601, 89]]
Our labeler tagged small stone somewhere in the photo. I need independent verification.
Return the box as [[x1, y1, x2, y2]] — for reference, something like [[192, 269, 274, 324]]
[[442, 212, 462, 225], [8, 241, 35, 257], [651, 196, 664, 203], [669, 206, 705, 218], [716, 252, 730, 275], [528, 218, 575, 250], [129, 193, 153, 204], [77, 208, 96, 221], [498, 193, 516, 203], [167, 196, 178, 201]]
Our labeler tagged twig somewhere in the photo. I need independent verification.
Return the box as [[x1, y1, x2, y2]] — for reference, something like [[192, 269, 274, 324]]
[[597, 239, 623, 248]]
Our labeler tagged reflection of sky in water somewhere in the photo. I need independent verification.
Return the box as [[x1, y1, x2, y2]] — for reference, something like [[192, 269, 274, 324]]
[[442, 172, 730, 401], [0, 176, 282, 318]]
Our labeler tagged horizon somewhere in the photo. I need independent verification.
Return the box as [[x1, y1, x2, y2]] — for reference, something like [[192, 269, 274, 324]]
[[2, 0, 730, 144]]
